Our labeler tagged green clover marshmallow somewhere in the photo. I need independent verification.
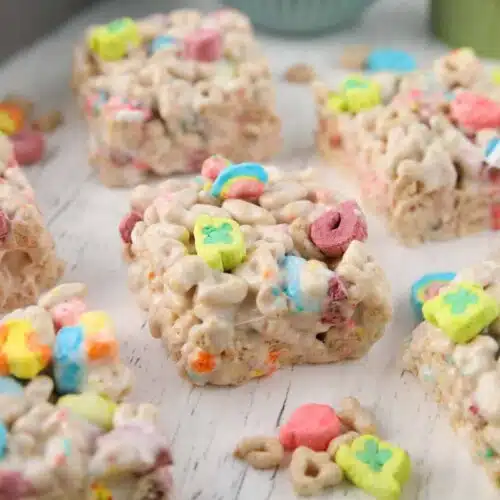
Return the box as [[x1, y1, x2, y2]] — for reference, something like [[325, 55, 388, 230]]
[[422, 281, 499, 344], [336, 435, 411, 500]]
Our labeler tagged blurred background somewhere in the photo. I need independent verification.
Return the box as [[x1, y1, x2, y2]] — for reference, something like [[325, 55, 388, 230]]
[[1, 0, 499, 63]]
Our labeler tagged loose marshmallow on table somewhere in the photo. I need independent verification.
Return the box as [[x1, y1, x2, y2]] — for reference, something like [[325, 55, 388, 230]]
[[233, 397, 408, 498]]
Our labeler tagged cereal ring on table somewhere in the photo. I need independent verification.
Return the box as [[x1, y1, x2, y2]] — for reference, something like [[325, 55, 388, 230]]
[[290, 446, 343, 497], [279, 404, 342, 452], [11, 129, 45, 165], [233, 436, 284, 469], [450, 91, 500, 131], [337, 397, 377, 435], [119, 211, 143, 244], [309, 201, 368, 258], [327, 431, 360, 460]]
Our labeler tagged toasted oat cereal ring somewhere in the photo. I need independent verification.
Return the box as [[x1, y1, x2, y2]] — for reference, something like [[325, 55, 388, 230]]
[[11, 129, 45, 165], [119, 211, 143, 244], [233, 436, 284, 469], [309, 201, 367, 258]]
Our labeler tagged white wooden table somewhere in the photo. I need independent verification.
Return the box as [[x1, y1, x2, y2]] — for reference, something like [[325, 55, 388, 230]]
[[1, 0, 499, 498]]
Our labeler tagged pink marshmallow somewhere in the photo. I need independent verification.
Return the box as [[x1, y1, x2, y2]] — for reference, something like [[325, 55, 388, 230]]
[[201, 155, 230, 181], [183, 28, 222, 63], [51, 298, 87, 329], [224, 179, 264, 200], [451, 91, 500, 131], [279, 403, 341, 452]]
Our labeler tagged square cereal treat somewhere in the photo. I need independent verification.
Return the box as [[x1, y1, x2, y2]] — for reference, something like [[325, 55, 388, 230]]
[[404, 255, 500, 486], [0, 134, 63, 312], [313, 48, 500, 245], [72, 8, 281, 187], [0, 282, 173, 499], [120, 157, 392, 386]]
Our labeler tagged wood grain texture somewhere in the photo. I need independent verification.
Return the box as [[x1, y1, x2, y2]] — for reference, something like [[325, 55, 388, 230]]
[[0, 0, 499, 498]]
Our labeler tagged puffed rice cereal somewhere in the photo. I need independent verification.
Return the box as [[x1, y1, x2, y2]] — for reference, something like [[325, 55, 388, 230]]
[[72, 9, 281, 187], [404, 253, 500, 487], [314, 48, 500, 245], [0, 283, 173, 499], [121, 158, 391, 386], [0, 134, 63, 313]]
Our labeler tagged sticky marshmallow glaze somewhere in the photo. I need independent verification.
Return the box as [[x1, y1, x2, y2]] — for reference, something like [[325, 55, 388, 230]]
[[122, 159, 391, 386]]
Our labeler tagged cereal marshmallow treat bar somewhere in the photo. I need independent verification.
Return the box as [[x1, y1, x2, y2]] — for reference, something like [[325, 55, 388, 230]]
[[72, 9, 281, 187], [313, 48, 500, 245], [404, 254, 500, 486], [0, 283, 173, 500], [0, 134, 63, 313], [121, 157, 391, 386]]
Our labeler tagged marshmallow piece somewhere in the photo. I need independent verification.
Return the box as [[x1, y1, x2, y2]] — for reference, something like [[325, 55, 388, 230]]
[[57, 392, 117, 430], [210, 163, 268, 201], [410, 272, 456, 322], [194, 215, 246, 272], [423, 282, 500, 344], [486, 138, 500, 169], [183, 28, 222, 62], [336, 435, 411, 500], [88, 17, 141, 61], [279, 403, 342, 452], [0, 319, 52, 380], [201, 154, 231, 181]]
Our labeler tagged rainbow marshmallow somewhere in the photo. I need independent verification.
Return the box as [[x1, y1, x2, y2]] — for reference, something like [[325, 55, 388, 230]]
[[410, 272, 456, 321], [210, 163, 268, 200]]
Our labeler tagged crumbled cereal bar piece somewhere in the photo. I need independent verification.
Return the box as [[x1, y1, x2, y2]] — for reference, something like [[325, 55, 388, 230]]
[[72, 9, 281, 187], [121, 159, 391, 386], [404, 255, 500, 487], [0, 284, 173, 499], [0, 134, 63, 312], [314, 48, 500, 246]]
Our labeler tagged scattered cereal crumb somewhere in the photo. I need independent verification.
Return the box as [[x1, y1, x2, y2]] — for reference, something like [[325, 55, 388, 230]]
[[339, 45, 371, 70], [284, 63, 316, 84], [32, 110, 64, 133]]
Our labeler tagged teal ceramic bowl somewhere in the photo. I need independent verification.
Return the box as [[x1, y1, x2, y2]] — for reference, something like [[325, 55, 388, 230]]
[[221, 0, 378, 35]]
